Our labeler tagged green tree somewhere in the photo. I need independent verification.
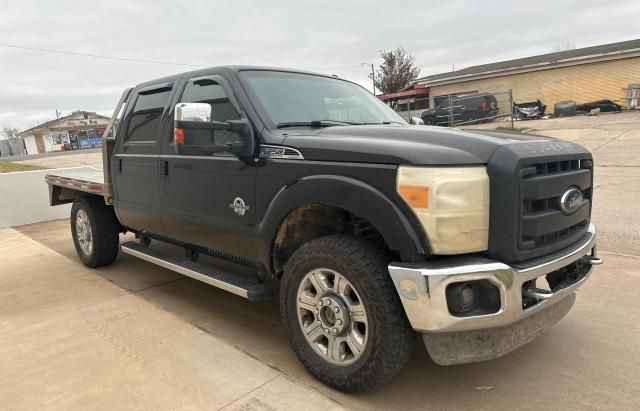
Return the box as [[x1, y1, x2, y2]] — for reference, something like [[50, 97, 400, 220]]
[[373, 46, 421, 94]]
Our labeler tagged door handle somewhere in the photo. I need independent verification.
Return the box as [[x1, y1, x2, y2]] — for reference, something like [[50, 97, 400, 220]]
[[163, 160, 169, 176]]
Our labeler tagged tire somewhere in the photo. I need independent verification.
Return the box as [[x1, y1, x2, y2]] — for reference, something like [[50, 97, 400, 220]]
[[554, 101, 577, 117], [464, 112, 478, 123], [422, 116, 435, 125], [280, 235, 415, 392], [71, 195, 120, 268]]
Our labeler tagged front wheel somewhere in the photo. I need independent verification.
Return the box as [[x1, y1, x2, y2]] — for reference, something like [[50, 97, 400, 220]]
[[280, 235, 415, 392], [71, 196, 120, 268], [422, 116, 435, 125]]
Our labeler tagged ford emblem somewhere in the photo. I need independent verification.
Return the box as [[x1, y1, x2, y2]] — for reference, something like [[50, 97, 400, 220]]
[[560, 187, 583, 214]]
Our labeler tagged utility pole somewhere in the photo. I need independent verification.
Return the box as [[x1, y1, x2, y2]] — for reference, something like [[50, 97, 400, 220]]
[[361, 63, 376, 95]]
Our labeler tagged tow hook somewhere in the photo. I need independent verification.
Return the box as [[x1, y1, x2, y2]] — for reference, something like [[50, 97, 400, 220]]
[[580, 255, 603, 265], [523, 287, 554, 301]]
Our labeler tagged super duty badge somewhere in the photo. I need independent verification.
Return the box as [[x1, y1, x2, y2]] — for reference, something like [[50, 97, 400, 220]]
[[522, 142, 575, 153]]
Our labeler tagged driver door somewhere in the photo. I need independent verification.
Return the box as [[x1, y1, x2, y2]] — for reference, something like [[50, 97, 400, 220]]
[[160, 74, 257, 257]]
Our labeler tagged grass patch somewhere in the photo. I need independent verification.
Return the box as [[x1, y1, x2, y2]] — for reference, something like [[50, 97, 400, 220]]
[[494, 126, 529, 133], [0, 162, 46, 173]]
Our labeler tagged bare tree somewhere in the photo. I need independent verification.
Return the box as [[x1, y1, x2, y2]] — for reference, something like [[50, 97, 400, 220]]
[[373, 46, 421, 94], [1, 127, 21, 139], [552, 42, 576, 53]]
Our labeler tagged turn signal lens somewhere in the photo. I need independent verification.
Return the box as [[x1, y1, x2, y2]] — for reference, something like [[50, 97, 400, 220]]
[[399, 185, 429, 209], [174, 128, 185, 145]]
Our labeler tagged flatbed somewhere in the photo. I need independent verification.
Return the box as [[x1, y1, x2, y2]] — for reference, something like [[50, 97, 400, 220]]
[[45, 166, 107, 205]]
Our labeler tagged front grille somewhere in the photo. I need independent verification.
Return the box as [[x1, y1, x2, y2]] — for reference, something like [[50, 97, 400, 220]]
[[487, 142, 593, 263], [529, 219, 589, 247], [511, 230, 593, 270], [519, 160, 592, 252], [526, 159, 581, 177]]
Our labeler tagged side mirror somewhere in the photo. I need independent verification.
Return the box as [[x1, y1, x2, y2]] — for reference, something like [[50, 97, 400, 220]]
[[410, 117, 425, 125], [176, 102, 211, 122], [174, 102, 254, 157]]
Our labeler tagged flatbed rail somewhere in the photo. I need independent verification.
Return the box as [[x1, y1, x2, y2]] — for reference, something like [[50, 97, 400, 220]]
[[45, 166, 107, 205]]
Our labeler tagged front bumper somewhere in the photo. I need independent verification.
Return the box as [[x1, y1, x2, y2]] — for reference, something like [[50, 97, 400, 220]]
[[388, 224, 601, 364]]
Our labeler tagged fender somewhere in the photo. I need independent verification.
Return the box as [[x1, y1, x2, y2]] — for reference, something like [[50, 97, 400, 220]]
[[257, 174, 429, 270]]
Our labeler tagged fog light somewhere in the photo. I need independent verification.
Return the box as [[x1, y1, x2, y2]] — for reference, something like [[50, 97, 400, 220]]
[[446, 283, 475, 314], [446, 280, 501, 317]]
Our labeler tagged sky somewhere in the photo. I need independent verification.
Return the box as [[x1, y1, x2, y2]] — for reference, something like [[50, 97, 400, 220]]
[[0, 0, 638, 131]]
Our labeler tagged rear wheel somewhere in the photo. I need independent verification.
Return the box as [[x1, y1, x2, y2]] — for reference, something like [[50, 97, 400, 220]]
[[280, 235, 415, 392], [464, 112, 478, 123], [71, 196, 120, 268]]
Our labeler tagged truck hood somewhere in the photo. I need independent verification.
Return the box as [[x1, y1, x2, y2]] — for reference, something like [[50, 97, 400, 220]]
[[281, 125, 559, 165]]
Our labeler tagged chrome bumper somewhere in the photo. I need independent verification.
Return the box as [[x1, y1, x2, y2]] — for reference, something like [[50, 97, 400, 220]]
[[388, 224, 601, 334]]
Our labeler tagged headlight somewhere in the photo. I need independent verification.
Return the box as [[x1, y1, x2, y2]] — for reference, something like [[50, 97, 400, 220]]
[[397, 165, 489, 254]]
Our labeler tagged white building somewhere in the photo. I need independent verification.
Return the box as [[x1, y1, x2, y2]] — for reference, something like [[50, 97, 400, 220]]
[[18, 111, 110, 155]]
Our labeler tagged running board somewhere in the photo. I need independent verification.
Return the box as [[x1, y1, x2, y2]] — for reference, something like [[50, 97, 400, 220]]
[[120, 242, 271, 301]]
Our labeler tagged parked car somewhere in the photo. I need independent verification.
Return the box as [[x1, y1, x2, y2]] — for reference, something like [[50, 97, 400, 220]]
[[45, 66, 601, 392], [421, 93, 499, 126]]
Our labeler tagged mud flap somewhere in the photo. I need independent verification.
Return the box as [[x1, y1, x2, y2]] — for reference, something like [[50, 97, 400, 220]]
[[423, 292, 576, 365]]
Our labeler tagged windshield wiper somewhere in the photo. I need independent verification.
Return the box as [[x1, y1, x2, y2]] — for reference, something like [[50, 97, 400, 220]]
[[361, 120, 405, 125], [276, 120, 357, 129]]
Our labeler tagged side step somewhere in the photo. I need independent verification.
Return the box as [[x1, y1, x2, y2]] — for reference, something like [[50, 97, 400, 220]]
[[120, 242, 271, 301]]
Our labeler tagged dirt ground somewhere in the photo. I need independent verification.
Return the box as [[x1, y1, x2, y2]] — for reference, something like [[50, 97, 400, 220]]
[[8, 148, 103, 169], [2, 111, 640, 409]]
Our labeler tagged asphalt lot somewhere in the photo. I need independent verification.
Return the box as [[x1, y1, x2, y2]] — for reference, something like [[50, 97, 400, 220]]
[[2, 111, 640, 409]]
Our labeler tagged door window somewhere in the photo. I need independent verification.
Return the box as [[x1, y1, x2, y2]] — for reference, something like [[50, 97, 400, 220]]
[[179, 78, 241, 145], [126, 87, 172, 142]]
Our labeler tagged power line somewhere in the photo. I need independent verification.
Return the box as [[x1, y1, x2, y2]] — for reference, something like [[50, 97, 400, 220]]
[[0, 42, 372, 74], [309, 64, 365, 71], [0, 43, 204, 67]]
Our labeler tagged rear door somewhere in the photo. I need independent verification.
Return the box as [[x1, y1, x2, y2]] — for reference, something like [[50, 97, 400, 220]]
[[112, 82, 175, 234], [160, 73, 258, 257]]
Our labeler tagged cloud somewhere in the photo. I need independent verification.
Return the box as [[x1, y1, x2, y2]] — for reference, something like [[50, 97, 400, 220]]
[[0, 0, 638, 128]]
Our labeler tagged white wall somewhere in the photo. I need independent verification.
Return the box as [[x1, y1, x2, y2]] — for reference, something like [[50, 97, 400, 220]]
[[23, 135, 39, 155], [0, 168, 92, 228]]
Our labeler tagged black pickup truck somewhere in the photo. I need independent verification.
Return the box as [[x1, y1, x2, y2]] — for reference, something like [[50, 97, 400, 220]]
[[45, 66, 601, 392]]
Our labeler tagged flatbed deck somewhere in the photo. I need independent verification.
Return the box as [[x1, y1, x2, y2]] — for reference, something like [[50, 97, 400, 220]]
[[45, 166, 105, 196]]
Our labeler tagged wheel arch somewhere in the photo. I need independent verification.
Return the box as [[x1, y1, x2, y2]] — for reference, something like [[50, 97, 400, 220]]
[[258, 175, 427, 275]]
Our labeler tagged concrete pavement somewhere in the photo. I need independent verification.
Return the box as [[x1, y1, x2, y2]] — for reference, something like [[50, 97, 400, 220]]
[[11, 218, 640, 410], [0, 228, 342, 411]]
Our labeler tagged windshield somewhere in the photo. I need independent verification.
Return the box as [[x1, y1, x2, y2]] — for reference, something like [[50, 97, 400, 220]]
[[240, 70, 406, 128]]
